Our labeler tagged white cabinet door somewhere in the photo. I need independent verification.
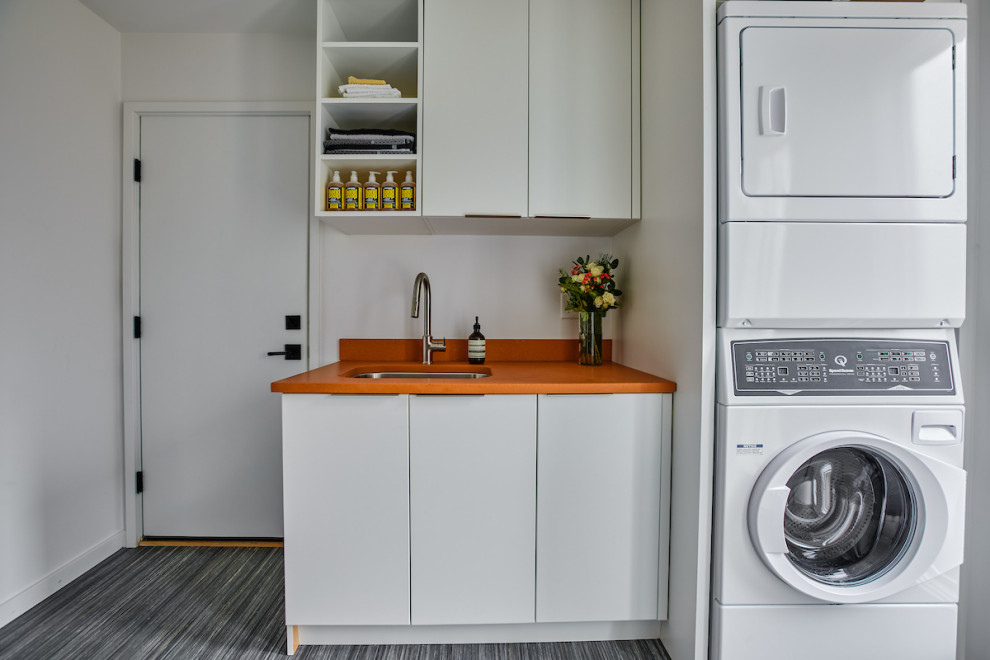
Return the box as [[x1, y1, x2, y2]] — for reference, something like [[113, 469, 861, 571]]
[[536, 393, 664, 622], [421, 0, 529, 217], [410, 395, 537, 624], [740, 27, 956, 198], [529, 0, 635, 219], [282, 394, 410, 625]]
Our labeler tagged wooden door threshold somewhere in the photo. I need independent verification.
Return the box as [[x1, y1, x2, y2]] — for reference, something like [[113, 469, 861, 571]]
[[139, 538, 284, 548]]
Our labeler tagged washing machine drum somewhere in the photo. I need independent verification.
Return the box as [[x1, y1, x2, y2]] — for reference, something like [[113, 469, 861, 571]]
[[748, 431, 964, 603], [782, 447, 914, 585]]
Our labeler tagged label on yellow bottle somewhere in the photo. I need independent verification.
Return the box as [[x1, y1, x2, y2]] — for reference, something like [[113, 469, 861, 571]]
[[381, 187, 397, 210], [326, 186, 342, 211], [400, 185, 415, 210], [364, 188, 380, 211], [344, 186, 361, 211]]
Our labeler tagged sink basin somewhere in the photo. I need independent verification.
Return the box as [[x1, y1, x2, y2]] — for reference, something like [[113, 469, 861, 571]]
[[352, 371, 490, 379]]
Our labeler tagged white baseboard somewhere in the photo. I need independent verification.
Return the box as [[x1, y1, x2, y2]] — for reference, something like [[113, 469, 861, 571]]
[[293, 620, 665, 647], [0, 529, 125, 629]]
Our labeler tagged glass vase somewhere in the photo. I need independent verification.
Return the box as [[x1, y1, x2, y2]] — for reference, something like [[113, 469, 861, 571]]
[[577, 311, 603, 366]]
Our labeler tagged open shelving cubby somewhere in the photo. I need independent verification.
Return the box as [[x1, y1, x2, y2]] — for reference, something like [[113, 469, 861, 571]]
[[315, 0, 423, 231]]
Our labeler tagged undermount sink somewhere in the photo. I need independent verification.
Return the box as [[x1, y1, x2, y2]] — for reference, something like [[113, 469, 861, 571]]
[[352, 371, 490, 379]]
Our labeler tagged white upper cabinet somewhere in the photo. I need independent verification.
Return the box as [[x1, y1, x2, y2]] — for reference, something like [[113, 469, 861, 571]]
[[421, 0, 529, 217], [422, 0, 640, 222], [529, 0, 638, 219]]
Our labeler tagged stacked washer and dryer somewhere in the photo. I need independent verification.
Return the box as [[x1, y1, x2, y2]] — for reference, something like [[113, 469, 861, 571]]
[[713, 3, 968, 659]]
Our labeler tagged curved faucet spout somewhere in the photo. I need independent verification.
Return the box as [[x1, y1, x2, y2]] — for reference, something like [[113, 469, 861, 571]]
[[411, 272, 445, 364], [411, 272, 430, 320]]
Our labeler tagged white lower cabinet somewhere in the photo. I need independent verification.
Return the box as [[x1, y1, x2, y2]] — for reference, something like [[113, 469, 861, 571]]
[[282, 394, 410, 625], [282, 391, 669, 633], [409, 395, 537, 624], [536, 393, 667, 622]]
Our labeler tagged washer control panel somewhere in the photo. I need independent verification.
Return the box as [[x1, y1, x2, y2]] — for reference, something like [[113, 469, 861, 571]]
[[732, 339, 954, 396]]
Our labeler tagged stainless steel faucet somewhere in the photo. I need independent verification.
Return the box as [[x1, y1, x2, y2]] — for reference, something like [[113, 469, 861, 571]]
[[410, 272, 446, 364]]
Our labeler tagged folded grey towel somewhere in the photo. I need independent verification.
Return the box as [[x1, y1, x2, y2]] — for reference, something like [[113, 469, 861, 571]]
[[325, 127, 415, 145]]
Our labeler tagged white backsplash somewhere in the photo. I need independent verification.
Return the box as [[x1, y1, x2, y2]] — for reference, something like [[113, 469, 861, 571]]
[[319, 228, 615, 363]]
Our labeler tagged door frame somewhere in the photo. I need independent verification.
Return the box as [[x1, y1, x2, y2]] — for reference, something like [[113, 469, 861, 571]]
[[121, 101, 318, 547]]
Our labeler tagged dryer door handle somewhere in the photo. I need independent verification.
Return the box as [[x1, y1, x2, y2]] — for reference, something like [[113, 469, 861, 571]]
[[759, 86, 787, 136], [753, 485, 791, 555]]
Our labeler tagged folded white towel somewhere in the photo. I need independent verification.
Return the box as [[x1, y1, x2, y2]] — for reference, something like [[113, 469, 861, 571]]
[[340, 87, 402, 98], [338, 83, 402, 97]]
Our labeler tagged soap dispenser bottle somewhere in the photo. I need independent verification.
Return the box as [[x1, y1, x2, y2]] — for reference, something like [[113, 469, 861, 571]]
[[400, 170, 416, 211], [363, 171, 381, 211], [326, 170, 343, 211], [468, 316, 486, 364], [381, 171, 399, 211], [344, 171, 363, 211]]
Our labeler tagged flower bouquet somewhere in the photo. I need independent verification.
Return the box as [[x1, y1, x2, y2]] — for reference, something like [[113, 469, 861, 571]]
[[558, 254, 623, 365]]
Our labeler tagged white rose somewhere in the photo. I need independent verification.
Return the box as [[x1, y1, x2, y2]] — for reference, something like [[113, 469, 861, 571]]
[[602, 292, 616, 306], [571, 274, 583, 283], [594, 296, 603, 308]]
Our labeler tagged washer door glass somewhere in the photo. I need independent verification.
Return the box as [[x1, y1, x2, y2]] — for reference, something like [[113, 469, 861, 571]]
[[784, 446, 916, 585]]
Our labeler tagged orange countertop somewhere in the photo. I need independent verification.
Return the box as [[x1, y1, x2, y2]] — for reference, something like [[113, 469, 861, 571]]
[[271, 339, 676, 395]]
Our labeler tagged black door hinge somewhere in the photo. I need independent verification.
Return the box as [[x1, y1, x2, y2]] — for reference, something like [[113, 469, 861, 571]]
[[136, 471, 144, 494], [133, 316, 142, 339], [133, 158, 142, 183]]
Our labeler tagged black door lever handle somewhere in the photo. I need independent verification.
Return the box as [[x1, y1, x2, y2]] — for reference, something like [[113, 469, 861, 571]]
[[267, 344, 301, 360]]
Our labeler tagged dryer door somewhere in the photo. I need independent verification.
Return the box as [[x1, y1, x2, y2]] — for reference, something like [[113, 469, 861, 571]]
[[748, 431, 964, 603], [739, 26, 956, 199]]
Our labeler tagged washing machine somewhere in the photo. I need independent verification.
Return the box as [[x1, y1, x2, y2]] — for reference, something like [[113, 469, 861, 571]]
[[716, 2, 968, 329], [711, 329, 966, 660]]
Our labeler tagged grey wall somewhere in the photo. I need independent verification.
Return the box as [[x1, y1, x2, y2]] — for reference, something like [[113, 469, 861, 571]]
[[615, 0, 716, 658], [960, 1, 988, 657], [0, 0, 123, 626]]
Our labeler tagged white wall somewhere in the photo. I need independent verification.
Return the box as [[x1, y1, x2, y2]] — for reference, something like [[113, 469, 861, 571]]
[[614, 0, 716, 659], [319, 232, 613, 363], [0, 0, 123, 627], [960, 1, 989, 657], [122, 33, 314, 102]]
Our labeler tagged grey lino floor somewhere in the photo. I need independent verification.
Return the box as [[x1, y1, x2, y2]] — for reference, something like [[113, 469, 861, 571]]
[[0, 547, 672, 660]]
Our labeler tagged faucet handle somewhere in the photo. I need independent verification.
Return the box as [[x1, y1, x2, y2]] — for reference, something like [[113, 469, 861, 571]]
[[431, 337, 446, 352]]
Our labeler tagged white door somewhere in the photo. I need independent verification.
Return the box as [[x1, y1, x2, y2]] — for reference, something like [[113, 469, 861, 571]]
[[740, 26, 956, 198], [139, 113, 309, 538]]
